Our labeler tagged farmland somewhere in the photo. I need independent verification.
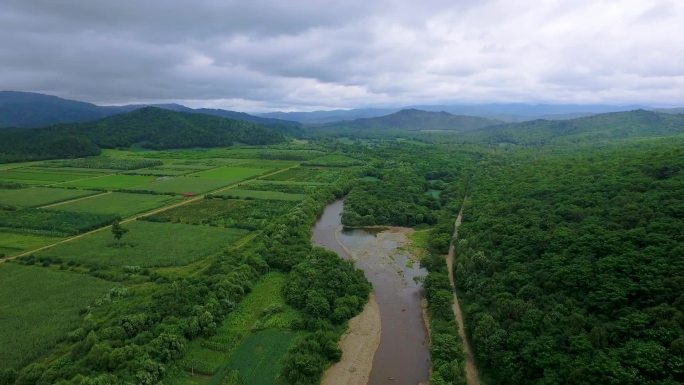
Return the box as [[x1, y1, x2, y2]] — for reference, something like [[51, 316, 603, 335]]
[[35, 221, 249, 267], [179, 272, 302, 384], [0, 186, 98, 208], [0, 263, 114, 369], [46, 192, 178, 217]]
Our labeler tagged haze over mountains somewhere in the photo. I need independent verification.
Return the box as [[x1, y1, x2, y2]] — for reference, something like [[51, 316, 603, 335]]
[[1, 91, 673, 129]]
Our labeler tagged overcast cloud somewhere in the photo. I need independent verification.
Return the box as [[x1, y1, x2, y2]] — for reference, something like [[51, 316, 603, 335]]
[[1, 0, 683, 111]]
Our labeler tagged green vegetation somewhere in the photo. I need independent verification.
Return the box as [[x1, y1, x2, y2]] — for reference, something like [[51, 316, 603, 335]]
[[143, 197, 297, 230], [0, 169, 96, 184], [0, 263, 113, 369], [0, 232, 63, 257], [0, 187, 98, 208], [215, 189, 305, 201], [47, 192, 178, 217], [190, 166, 266, 180], [49, 156, 164, 170], [226, 330, 298, 385], [262, 166, 341, 183], [0, 107, 285, 162], [61, 174, 156, 189], [456, 141, 684, 384], [35, 221, 248, 267], [0, 208, 116, 236]]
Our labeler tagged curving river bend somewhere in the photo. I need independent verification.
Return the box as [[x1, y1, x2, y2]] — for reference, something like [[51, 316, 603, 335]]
[[312, 200, 431, 385]]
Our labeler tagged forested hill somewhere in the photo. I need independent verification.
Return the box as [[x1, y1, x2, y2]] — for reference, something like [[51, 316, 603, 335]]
[[0, 107, 285, 162], [469, 109, 684, 145], [317, 108, 502, 133], [0, 91, 132, 128]]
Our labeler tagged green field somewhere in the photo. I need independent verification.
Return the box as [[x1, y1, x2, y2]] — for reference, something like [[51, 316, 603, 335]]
[[181, 273, 301, 380], [0, 170, 96, 184], [261, 166, 341, 183], [225, 330, 299, 385], [132, 176, 236, 194], [0, 187, 99, 208], [217, 189, 305, 201], [0, 231, 63, 257], [190, 166, 266, 180], [36, 221, 249, 267], [143, 197, 296, 230], [0, 263, 113, 369], [62, 174, 156, 189], [47, 192, 179, 217], [0, 208, 116, 236]]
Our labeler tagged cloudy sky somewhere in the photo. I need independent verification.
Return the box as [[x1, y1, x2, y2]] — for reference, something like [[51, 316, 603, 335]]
[[1, 0, 683, 111]]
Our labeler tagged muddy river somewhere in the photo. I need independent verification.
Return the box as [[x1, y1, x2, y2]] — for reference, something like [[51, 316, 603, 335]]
[[312, 200, 431, 385]]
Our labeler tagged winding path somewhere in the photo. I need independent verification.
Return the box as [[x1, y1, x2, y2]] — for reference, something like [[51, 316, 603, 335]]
[[446, 201, 480, 385]]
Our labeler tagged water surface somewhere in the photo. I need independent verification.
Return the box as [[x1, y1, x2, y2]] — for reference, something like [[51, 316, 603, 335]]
[[312, 200, 430, 385]]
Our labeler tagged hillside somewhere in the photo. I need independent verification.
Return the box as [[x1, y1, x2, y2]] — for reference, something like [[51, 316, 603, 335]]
[[0, 91, 132, 128], [470, 109, 684, 145], [0, 107, 284, 162], [0, 91, 300, 130], [318, 109, 501, 133]]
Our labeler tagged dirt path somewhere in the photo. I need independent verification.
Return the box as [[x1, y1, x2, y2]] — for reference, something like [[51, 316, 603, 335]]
[[447, 203, 480, 385], [1, 165, 299, 264], [320, 294, 381, 385], [39, 191, 112, 208]]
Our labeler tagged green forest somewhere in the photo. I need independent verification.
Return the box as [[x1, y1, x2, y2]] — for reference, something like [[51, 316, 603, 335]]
[[0, 107, 682, 385]]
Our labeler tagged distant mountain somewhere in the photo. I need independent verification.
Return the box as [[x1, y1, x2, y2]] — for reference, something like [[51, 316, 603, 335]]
[[0, 91, 132, 128], [469, 109, 684, 145], [259, 103, 649, 124], [317, 109, 501, 133], [259, 108, 398, 124], [0, 91, 300, 130], [0, 107, 284, 162], [655, 107, 684, 114]]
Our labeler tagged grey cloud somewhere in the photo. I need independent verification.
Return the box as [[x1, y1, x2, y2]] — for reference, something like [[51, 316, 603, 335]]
[[0, 0, 683, 110]]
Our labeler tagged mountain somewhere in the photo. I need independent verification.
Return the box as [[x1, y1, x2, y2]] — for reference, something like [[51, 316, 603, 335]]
[[316, 109, 502, 133], [259, 108, 398, 124], [0, 91, 132, 128], [0, 107, 284, 162], [469, 109, 684, 145], [0, 91, 300, 130], [259, 103, 649, 124]]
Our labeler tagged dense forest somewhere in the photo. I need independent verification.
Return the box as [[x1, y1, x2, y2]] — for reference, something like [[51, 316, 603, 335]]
[[0, 107, 284, 162], [455, 139, 684, 384], [467, 110, 684, 145]]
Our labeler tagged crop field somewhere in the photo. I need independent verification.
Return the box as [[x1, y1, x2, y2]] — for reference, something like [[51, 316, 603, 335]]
[[61, 174, 156, 189], [0, 169, 98, 184], [0, 208, 116, 236], [47, 192, 179, 217], [0, 263, 113, 369], [129, 147, 325, 161], [181, 273, 300, 382], [0, 231, 63, 257], [131, 176, 237, 194], [36, 221, 249, 267], [260, 166, 342, 183], [189, 166, 266, 180], [0, 186, 99, 208], [143, 197, 296, 230], [303, 153, 363, 167], [216, 189, 305, 201], [240, 180, 321, 194], [225, 330, 299, 385]]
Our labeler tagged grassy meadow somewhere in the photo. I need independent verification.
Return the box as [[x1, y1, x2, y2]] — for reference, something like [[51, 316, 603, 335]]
[[0, 186, 99, 208], [46, 191, 179, 217]]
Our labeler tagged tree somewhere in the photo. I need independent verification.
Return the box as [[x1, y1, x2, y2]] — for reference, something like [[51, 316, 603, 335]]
[[111, 219, 128, 244]]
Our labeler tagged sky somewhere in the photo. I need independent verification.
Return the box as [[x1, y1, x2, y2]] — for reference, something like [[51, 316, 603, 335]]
[[1, 0, 683, 111]]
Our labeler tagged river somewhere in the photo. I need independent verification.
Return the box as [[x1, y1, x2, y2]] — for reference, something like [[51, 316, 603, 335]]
[[312, 200, 431, 385]]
